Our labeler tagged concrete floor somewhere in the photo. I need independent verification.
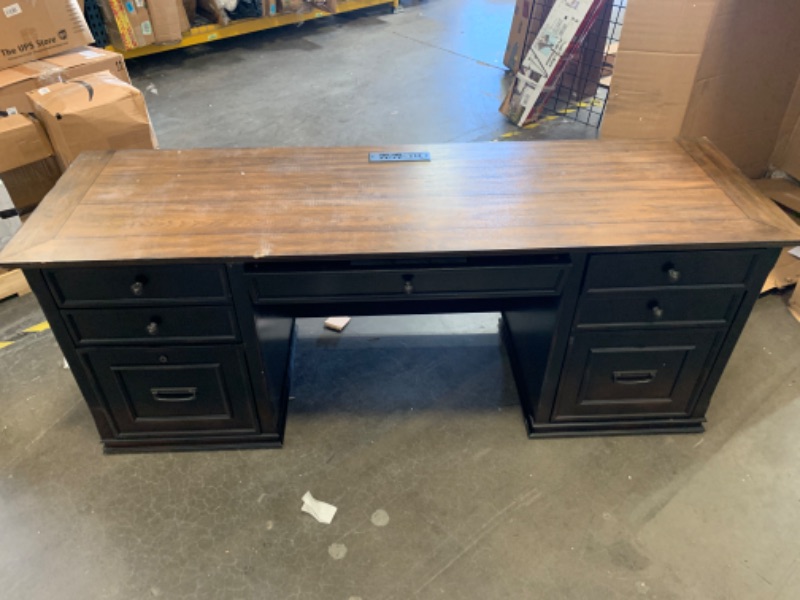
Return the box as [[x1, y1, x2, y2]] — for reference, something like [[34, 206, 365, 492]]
[[2, 0, 800, 598]]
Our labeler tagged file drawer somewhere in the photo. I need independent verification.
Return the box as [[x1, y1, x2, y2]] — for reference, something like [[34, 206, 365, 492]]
[[82, 346, 259, 436], [553, 329, 722, 421]]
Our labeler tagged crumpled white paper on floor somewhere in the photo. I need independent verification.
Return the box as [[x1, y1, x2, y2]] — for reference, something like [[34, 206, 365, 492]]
[[301, 491, 337, 524]]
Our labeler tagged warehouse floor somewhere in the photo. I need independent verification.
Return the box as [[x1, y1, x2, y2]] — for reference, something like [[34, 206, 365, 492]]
[[2, 0, 800, 598]]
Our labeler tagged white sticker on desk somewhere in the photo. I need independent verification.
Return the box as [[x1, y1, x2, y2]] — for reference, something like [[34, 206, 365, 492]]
[[78, 50, 103, 59], [141, 20, 152, 35], [3, 3, 22, 18], [37, 87, 50, 95], [4, 106, 17, 115], [135, 0, 144, 7]]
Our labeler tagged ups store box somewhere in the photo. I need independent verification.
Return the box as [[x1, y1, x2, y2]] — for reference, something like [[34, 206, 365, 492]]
[[0, 114, 61, 214], [0, 0, 93, 70], [27, 70, 158, 169], [0, 47, 130, 118]]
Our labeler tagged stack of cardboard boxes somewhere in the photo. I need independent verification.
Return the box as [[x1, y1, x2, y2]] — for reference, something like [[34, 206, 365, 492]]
[[0, 0, 158, 220]]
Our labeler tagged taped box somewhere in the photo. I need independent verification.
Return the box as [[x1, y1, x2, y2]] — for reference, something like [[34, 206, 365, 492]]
[[99, 0, 156, 50], [0, 113, 61, 215], [0, 46, 130, 117], [27, 70, 158, 169], [0, 0, 94, 70]]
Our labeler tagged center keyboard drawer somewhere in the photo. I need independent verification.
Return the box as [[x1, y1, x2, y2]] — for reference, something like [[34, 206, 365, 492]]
[[63, 307, 239, 345], [247, 262, 568, 302], [576, 288, 744, 328]]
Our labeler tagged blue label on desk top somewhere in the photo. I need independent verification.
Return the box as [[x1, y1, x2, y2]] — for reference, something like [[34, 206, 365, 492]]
[[369, 152, 431, 163]]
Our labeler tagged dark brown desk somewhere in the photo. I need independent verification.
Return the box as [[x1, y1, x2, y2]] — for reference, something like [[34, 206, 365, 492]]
[[2, 139, 798, 453]]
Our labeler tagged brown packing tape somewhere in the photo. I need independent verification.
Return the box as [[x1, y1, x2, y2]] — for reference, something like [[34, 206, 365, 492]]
[[0, 114, 54, 172], [26, 71, 158, 169]]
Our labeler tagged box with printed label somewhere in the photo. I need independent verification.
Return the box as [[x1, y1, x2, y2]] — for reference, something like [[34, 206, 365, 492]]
[[0, 47, 130, 116], [0, 0, 94, 70], [99, 0, 156, 50], [0, 113, 62, 214], [27, 70, 158, 169]]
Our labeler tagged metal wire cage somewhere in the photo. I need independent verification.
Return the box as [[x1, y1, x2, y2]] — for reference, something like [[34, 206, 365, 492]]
[[536, 0, 626, 129]]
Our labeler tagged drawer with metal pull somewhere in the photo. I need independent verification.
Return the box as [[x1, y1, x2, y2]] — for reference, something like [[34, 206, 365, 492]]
[[583, 250, 759, 290], [553, 328, 723, 421], [45, 265, 230, 307], [575, 287, 744, 328], [80, 345, 258, 436], [63, 306, 239, 345], [245, 257, 570, 303]]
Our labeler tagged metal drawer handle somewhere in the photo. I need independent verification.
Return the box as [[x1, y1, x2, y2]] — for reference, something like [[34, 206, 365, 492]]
[[146, 321, 160, 336], [664, 263, 681, 283], [613, 370, 656, 385], [150, 387, 197, 402], [651, 304, 664, 319], [403, 275, 414, 295], [130, 276, 148, 296]]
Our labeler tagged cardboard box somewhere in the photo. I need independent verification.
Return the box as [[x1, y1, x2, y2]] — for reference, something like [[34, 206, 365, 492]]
[[100, 0, 156, 50], [263, 0, 278, 16], [0, 0, 93, 70], [0, 47, 130, 116], [28, 70, 158, 169], [0, 114, 61, 214], [149, 0, 185, 44], [601, 0, 800, 181]]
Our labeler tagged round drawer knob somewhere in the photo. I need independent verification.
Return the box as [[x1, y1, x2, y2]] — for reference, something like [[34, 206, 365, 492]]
[[404, 280, 414, 295], [130, 281, 145, 296], [651, 305, 664, 319], [667, 268, 681, 283], [146, 321, 160, 336], [158, 355, 168, 364]]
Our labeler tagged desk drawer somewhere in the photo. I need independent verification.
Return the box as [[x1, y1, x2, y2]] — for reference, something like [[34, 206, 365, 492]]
[[553, 329, 722, 421], [82, 346, 258, 436], [576, 288, 744, 328], [45, 265, 229, 307], [584, 251, 758, 290], [247, 263, 567, 302], [64, 307, 239, 345]]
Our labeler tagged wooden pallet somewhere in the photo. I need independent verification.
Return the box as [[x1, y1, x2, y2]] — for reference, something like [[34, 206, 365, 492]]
[[0, 269, 31, 301]]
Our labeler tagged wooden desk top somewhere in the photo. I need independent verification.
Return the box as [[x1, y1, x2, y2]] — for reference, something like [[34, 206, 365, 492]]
[[2, 139, 799, 267]]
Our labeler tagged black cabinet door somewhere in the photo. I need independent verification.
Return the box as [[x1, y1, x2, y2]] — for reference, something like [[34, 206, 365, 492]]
[[553, 329, 723, 421], [82, 346, 259, 436]]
